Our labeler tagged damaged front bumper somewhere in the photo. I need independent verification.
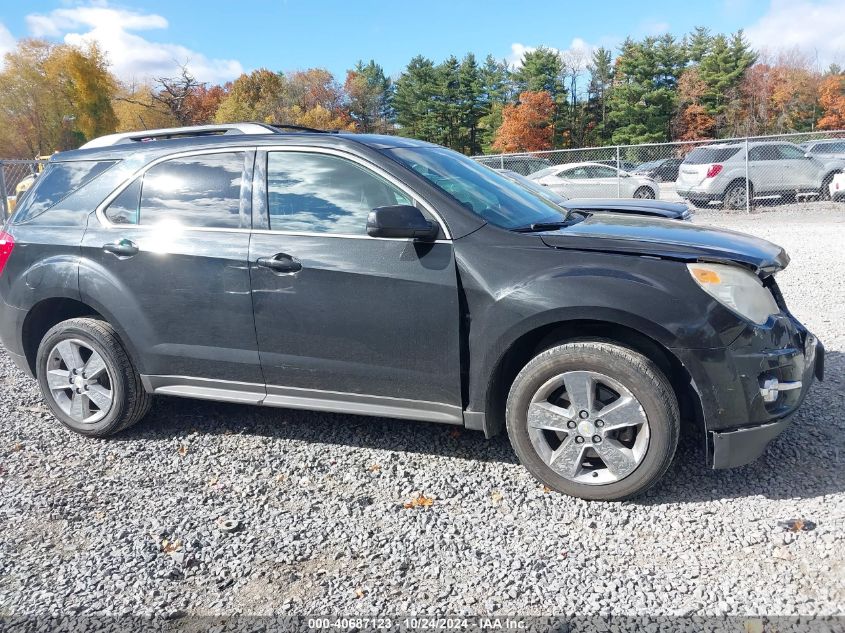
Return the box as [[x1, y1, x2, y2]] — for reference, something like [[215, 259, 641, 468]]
[[674, 311, 824, 470]]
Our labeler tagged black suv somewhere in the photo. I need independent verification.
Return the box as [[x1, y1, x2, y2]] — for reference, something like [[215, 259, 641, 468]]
[[0, 123, 823, 500]]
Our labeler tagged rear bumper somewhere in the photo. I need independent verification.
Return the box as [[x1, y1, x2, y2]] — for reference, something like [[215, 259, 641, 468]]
[[673, 312, 823, 469], [0, 299, 31, 377], [676, 189, 719, 203]]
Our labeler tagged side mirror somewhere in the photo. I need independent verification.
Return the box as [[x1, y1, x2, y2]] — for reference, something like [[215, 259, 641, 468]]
[[366, 205, 438, 241]]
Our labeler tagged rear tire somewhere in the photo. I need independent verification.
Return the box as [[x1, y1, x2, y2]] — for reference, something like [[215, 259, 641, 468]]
[[506, 341, 679, 501], [633, 186, 656, 199], [36, 318, 152, 437], [723, 180, 750, 210]]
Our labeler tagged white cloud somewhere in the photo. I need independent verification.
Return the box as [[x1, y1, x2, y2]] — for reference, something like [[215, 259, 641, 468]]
[[24, 3, 244, 84], [506, 38, 596, 70], [0, 22, 15, 62], [745, 0, 845, 67]]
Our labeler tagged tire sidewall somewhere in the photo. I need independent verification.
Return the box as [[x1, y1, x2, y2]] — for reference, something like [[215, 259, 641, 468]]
[[36, 322, 129, 436], [506, 344, 677, 501]]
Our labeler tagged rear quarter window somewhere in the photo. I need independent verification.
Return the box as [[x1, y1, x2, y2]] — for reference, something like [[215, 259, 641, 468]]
[[683, 147, 741, 164], [13, 160, 116, 224]]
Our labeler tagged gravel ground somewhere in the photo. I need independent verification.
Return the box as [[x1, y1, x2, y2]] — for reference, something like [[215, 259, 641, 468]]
[[1, 206, 843, 621]]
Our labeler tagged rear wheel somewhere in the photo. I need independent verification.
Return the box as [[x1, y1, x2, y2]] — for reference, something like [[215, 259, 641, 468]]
[[36, 318, 152, 437], [633, 186, 655, 199], [723, 181, 750, 210], [506, 341, 679, 501]]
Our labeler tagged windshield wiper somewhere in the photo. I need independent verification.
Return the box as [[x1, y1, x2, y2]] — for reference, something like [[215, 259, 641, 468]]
[[511, 220, 572, 233]]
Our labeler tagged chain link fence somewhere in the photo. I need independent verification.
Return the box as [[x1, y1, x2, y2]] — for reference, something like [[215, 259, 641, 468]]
[[474, 130, 845, 212], [1, 160, 48, 221]]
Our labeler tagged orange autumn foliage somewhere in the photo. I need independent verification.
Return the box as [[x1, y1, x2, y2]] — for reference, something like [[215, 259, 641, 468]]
[[492, 91, 555, 153], [817, 74, 845, 130]]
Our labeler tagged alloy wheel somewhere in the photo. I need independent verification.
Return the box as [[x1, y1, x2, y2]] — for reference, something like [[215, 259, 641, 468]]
[[526, 370, 650, 485], [45, 339, 114, 425]]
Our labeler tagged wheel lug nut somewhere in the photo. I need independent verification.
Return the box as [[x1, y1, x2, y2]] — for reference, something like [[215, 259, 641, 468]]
[[592, 435, 602, 443], [567, 420, 576, 429], [574, 436, 585, 444], [595, 420, 604, 427], [579, 410, 589, 419]]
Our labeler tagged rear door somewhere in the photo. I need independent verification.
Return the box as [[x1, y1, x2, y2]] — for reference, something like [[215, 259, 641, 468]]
[[248, 147, 463, 420], [79, 149, 265, 394]]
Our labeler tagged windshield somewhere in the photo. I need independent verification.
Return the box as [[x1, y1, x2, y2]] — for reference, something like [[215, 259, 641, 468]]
[[497, 170, 569, 205], [385, 147, 566, 229], [635, 160, 661, 170]]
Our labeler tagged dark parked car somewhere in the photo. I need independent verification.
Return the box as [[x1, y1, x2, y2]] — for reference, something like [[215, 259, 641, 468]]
[[633, 157, 683, 182], [0, 124, 823, 501], [475, 155, 552, 176]]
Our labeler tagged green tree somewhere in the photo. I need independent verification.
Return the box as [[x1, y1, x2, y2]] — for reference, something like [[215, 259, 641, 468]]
[[477, 55, 511, 152], [584, 46, 614, 145], [344, 60, 392, 133], [606, 35, 687, 144], [394, 55, 441, 141], [697, 31, 756, 131]]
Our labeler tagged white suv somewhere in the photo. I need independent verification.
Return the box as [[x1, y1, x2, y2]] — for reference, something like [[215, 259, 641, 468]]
[[676, 141, 844, 209]]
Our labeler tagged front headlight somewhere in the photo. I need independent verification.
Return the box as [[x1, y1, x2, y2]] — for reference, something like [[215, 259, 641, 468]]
[[687, 262, 780, 325]]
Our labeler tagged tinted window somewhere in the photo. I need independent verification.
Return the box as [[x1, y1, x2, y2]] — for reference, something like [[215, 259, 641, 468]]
[[386, 146, 568, 229], [105, 179, 141, 225], [267, 152, 412, 234], [748, 145, 782, 161], [811, 141, 845, 154], [591, 166, 618, 178], [14, 160, 115, 223], [778, 144, 807, 159], [684, 147, 741, 164], [139, 152, 245, 229]]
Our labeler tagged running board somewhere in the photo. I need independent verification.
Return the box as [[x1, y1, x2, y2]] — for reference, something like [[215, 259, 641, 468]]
[[140, 375, 464, 425]]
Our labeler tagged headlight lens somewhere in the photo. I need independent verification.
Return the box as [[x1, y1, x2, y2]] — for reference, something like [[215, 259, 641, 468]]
[[687, 262, 780, 324]]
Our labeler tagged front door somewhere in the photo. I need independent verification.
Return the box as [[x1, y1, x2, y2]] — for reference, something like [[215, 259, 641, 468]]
[[249, 148, 463, 421], [79, 149, 264, 392]]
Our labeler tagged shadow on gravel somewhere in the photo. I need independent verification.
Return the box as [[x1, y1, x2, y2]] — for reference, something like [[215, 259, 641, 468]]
[[116, 350, 843, 504]]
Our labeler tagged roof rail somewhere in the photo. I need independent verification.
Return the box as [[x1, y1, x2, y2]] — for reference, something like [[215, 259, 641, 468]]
[[79, 123, 280, 149]]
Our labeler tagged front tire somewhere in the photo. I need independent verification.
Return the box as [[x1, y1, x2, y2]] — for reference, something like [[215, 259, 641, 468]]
[[633, 186, 656, 199], [506, 341, 679, 501], [36, 318, 152, 437]]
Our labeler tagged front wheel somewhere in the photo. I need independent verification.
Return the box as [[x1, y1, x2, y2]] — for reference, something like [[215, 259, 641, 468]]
[[506, 341, 679, 501], [36, 318, 152, 437], [633, 186, 656, 199]]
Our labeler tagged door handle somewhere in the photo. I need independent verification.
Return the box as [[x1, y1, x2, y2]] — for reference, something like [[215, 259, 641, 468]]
[[257, 253, 302, 274], [102, 239, 139, 257]]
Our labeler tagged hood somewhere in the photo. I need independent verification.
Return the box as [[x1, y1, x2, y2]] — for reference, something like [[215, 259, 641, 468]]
[[562, 198, 691, 220], [540, 213, 789, 274]]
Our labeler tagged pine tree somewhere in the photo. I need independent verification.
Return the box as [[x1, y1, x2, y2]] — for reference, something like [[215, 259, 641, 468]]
[[394, 56, 440, 141], [584, 47, 613, 144], [606, 35, 687, 144], [344, 60, 392, 133]]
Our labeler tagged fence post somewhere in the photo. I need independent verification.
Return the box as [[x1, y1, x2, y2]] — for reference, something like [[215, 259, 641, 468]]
[[0, 162, 8, 221], [744, 138, 750, 213], [499, 155, 504, 169], [616, 146, 621, 198]]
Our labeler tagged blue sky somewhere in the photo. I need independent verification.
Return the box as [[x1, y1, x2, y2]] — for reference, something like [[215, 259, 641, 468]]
[[0, 1, 842, 83]]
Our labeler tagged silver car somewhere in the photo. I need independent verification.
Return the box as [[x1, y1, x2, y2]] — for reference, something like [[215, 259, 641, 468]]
[[676, 141, 844, 209], [528, 162, 660, 199]]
